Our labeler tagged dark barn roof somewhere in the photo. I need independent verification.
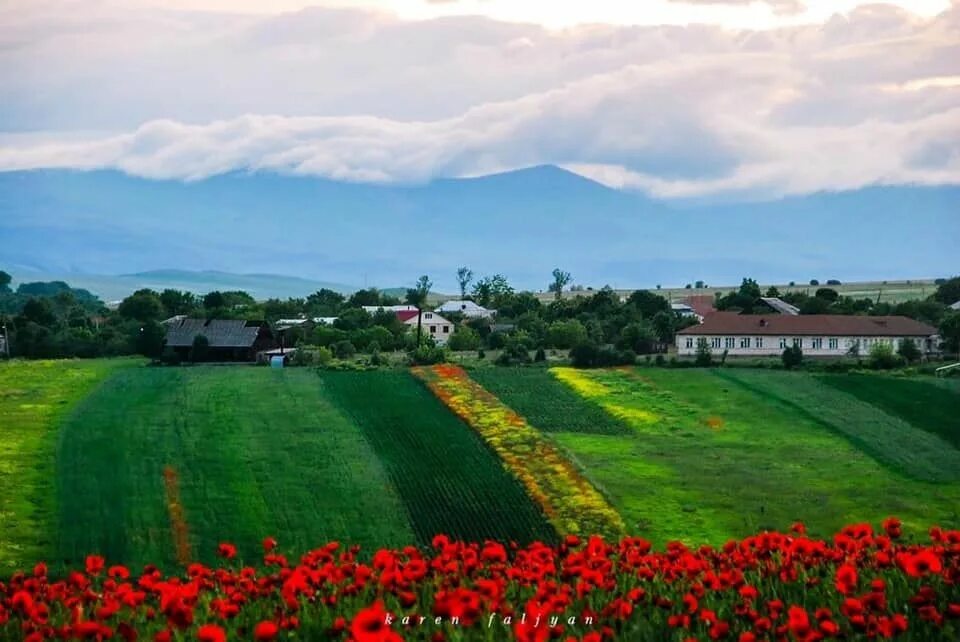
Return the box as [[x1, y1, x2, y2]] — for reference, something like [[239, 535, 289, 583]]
[[165, 319, 264, 348], [678, 313, 937, 337]]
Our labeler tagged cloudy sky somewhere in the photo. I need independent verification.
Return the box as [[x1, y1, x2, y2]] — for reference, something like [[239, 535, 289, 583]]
[[1, 0, 958, 199]]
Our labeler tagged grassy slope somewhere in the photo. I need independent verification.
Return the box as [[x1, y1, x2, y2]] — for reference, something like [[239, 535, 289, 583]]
[[0, 359, 135, 570], [57, 367, 414, 569], [717, 370, 960, 483], [319, 370, 556, 545], [816, 374, 960, 449], [469, 368, 631, 435], [551, 368, 960, 546]]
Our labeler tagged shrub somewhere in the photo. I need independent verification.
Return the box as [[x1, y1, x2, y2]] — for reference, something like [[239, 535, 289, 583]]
[[332, 340, 356, 360], [409, 344, 447, 365], [869, 341, 904, 370], [694, 339, 712, 367], [477, 348, 485, 360], [781, 344, 803, 369], [570, 341, 600, 368], [897, 338, 921, 364], [496, 342, 531, 366], [654, 354, 666, 367], [316, 346, 333, 365], [534, 347, 546, 362], [447, 326, 481, 351]]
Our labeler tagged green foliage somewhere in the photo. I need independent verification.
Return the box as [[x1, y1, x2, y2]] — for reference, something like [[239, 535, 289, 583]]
[[320, 370, 556, 545], [941, 312, 960, 355], [135, 321, 166, 358], [190, 334, 210, 362], [549, 268, 572, 299], [547, 319, 588, 349], [781, 344, 803, 369], [534, 347, 546, 362], [897, 338, 921, 363], [447, 325, 481, 351], [569, 342, 634, 368], [118, 289, 165, 322], [332, 339, 356, 359], [495, 340, 531, 366], [933, 276, 960, 304], [408, 344, 447, 365], [695, 339, 713, 367], [868, 342, 903, 370], [456, 266, 473, 299]]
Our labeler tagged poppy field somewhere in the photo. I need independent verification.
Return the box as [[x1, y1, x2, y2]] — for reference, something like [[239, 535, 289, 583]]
[[1, 520, 959, 641]]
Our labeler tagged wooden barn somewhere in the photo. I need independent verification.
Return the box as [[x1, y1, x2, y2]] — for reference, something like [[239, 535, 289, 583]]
[[164, 319, 275, 362]]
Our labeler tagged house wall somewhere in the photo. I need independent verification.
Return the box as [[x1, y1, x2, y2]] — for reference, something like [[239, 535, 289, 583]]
[[676, 334, 934, 357], [405, 312, 454, 345]]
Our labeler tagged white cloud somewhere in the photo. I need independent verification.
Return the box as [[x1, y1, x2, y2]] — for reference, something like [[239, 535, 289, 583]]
[[0, 1, 958, 199]]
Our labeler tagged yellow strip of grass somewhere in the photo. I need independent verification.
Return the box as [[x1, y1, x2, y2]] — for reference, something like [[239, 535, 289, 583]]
[[412, 364, 625, 538], [0, 358, 137, 569], [551, 367, 658, 425]]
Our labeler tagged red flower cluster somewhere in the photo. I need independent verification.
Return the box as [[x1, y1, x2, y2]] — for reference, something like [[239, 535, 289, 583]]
[[1, 521, 958, 641]]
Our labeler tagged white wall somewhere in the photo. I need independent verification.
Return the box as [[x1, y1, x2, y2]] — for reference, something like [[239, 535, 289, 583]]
[[676, 334, 933, 356], [405, 311, 454, 345]]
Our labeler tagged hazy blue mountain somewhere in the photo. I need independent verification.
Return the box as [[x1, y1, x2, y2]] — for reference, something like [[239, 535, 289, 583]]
[[1, 167, 957, 295]]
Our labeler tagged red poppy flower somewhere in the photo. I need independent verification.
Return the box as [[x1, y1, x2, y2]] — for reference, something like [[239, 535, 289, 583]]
[[834, 564, 858, 595], [899, 550, 942, 577], [262, 538, 277, 554], [253, 621, 279, 641], [217, 544, 237, 560], [85, 555, 105, 575], [350, 601, 402, 642], [882, 517, 902, 539], [197, 624, 226, 642]]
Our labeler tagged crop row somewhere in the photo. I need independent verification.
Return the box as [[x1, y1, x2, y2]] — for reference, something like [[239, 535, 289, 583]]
[[318, 370, 556, 546], [412, 364, 625, 539]]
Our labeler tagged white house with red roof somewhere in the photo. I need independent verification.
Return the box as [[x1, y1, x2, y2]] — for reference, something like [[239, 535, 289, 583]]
[[394, 309, 455, 345]]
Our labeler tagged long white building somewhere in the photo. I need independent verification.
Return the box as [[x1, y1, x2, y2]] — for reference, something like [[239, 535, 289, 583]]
[[676, 313, 939, 357]]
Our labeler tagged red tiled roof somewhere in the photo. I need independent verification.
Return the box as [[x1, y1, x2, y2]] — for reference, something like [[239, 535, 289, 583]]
[[396, 310, 420, 322], [677, 313, 937, 337], [682, 295, 717, 317]]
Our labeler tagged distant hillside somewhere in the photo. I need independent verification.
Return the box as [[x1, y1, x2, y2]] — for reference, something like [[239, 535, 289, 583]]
[[1, 167, 957, 291], [9, 269, 357, 302]]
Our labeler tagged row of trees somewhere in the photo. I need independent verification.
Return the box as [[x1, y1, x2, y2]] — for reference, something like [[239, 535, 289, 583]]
[[3, 268, 959, 362]]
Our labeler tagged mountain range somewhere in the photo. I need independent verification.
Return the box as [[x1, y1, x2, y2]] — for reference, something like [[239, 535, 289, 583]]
[[1, 166, 957, 297]]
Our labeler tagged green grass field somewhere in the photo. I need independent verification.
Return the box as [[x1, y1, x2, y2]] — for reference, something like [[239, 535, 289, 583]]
[[469, 367, 631, 435], [57, 367, 415, 569], [816, 374, 960, 449], [547, 368, 960, 546], [318, 370, 556, 545], [716, 370, 959, 482], [0, 359, 136, 571]]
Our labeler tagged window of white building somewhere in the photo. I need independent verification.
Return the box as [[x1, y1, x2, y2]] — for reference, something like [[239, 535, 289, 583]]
[[792, 338, 802, 348], [685, 337, 694, 349], [725, 337, 735, 349], [756, 337, 764, 348], [712, 337, 722, 349], [811, 338, 823, 350], [829, 338, 839, 350], [740, 337, 751, 348]]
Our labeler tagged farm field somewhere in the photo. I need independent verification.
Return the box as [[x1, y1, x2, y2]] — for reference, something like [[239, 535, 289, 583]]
[[544, 367, 960, 545], [816, 373, 960, 449], [318, 369, 556, 545], [0, 359, 137, 571], [57, 367, 416, 569]]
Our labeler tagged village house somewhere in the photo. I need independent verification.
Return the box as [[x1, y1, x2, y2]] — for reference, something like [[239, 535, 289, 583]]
[[164, 318, 275, 361], [434, 300, 496, 319], [676, 313, 939, 357], [396, 309, 455, 345]]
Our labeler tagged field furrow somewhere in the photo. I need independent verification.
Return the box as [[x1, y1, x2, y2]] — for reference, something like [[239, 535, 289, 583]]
[[318, 369, 557, 545]]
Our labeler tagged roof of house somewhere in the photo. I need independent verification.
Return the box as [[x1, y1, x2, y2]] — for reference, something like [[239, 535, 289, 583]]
[[436, 300, 492, 312], [165, 319, 265, 348], [682, 295, 717, 318], [760, 297, 800, 315], [362, 305, 419, 313], [396, 310, 420, 322], [677, 313, 937, 337], [951, 300, 960, 311]]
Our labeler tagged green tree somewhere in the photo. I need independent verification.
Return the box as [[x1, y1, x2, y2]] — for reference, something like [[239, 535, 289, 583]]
[[547, 319, 588, 349], [694, 339, 713, 367], [939, 313, 960, 357], [651, 310, 676, 343], [933, 276, 960, 305], [781, 344, 803, 369], [136, 321, 166, 358], [626, 290, 670, 319], [0, 270, 11, 294], [347, 288, 382, 308], [306, 289, 345, 316], [549, 268, 572, 300], [447, 326, 481, 351], [191, 334, 210, 362], [868, 341, 902, 370], [159, 289, 197, 318], [405, 275, 432, 345], [118, 289, 164, 322], [897, 338, 921, 363], [456, 267, 474, 300]]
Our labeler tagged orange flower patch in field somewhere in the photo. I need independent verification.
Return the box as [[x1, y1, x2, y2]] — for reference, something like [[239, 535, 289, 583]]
[[412, 365, 625, 538], [704, 416, 725, 430], [162, 466, 191, 565]]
